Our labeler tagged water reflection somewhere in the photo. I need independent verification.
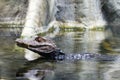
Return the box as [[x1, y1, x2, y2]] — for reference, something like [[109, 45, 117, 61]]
[[16, 30, 106, 80], [104, 59, 120, 80], [78, 61, 99, 80], [0, 28, 120, 80], [99, 38, 120, 54], [102, 26, 120, 80], [54, 30, 105, 53], [16, 58, 55, 80]]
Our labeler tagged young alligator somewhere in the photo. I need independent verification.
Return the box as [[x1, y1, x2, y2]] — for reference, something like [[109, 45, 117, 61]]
[[16, 37, 116, 61]]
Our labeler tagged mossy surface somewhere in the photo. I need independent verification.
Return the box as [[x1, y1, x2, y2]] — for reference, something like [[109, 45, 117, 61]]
[[60, 26, 86, 32], [38, 26, 105, 36], [90, 26, 105, 31]]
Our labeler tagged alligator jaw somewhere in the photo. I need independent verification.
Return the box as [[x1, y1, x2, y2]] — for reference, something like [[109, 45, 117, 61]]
[[16, 39, 29, 48]]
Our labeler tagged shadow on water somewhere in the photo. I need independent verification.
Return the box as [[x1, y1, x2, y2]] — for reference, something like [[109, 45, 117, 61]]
[[0, 26, 120, 80]]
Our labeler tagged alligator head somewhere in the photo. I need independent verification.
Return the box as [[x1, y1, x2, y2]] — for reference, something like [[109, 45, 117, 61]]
[[16, 37, 63, 58]]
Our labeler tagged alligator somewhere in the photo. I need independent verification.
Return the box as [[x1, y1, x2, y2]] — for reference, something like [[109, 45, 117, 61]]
[[16, 36, 116, 61]]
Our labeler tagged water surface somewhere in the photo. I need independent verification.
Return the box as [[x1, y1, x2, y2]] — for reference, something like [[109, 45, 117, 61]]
[[0, 28, 120, 80]]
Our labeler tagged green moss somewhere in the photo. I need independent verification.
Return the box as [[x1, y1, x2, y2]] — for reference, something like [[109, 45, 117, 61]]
[[90, 26, 104, 31], [60, 26, 86, 32], [37, 26, 105, 36], [37, 26, 56, 36], [38, 32, 47, 36], [37, 26, 86, 36]]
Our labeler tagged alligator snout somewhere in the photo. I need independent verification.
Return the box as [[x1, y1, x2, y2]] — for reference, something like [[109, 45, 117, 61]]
[[16, 38, 29, 48]]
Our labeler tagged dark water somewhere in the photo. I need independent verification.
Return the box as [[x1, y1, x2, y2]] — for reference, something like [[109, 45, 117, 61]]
[[0, 27, 120, 80]]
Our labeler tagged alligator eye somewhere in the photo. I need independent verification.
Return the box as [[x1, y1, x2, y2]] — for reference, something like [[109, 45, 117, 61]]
[[35, 37, 46, 42]]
